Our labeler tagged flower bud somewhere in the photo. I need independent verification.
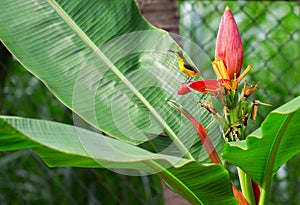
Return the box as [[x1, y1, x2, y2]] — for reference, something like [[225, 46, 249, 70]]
[[215, 6, 244, 79]]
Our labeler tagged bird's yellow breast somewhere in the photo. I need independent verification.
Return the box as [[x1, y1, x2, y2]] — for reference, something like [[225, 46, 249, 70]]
[[177, 58, 197, 77]]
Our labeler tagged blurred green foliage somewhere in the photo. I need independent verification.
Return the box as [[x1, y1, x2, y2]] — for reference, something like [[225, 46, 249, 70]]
[[0, 44, 163, 205], [178, 1, 300, 204]]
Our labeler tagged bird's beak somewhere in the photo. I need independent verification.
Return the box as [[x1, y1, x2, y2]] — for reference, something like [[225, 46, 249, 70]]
[[168, 50, 175, 53]]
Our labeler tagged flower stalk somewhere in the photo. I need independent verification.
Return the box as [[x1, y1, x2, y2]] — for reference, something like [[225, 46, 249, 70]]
[[238, 168, 257, 205]]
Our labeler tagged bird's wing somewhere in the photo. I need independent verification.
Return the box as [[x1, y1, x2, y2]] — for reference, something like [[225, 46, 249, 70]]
[[184, 63, 202, 74], [184, 63, 197, 72], [184, 63, 205, 78]]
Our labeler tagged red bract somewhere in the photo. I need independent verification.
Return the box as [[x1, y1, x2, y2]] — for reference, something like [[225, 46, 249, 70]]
[[177, 83, 192, 95], [168, 101, 221, 164], [251, 180, 261, 204], [187, 79, 231, 96], [232, 185, 250, 205], [215, 6, 244, 79], [188, 80, 220, 93]]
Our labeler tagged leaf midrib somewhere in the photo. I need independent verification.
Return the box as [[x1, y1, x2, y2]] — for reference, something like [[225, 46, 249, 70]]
[[47, 0, 192, 158], [259, 112, 295, 205], [263, 112, 295, 180], [144, 160, 203, 205]]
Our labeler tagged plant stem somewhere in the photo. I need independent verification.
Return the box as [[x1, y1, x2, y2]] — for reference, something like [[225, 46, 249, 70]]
[[144, 160, 202, 205], [259, 187, 268, 205], [238, 167, 256, 205]]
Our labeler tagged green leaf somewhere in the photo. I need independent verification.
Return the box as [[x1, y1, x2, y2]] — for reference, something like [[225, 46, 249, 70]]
[[223, 96, 300, 186], [0, 115, 182, 170], [162, 162, 237, 205], [0, 115, 236, 204], [0, 0, 218, 160], [0, 1, 230, 203]]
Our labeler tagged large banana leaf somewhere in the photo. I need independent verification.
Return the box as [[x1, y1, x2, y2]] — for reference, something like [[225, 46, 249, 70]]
[[223, 96, 300, 197], [0, 0, 221, 161], [0, 0, 233, 203], [0, 115, 236, 205]]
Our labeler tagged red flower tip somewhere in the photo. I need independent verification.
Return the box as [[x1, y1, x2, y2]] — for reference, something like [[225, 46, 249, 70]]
[[215, 6, 244, 79], [187, 79, 230, 96], [188, 80, 219, 93], [177, 83, 192, 95]]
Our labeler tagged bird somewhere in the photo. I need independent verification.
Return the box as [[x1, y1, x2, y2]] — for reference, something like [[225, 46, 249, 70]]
[[168, 50, 204, 82]]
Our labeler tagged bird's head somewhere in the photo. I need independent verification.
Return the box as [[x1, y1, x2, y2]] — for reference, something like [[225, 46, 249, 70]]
[[168, 50, 184, 59]]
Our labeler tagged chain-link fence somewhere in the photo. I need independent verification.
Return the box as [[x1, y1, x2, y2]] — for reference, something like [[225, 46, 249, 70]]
[[178, 1, 300, 204]]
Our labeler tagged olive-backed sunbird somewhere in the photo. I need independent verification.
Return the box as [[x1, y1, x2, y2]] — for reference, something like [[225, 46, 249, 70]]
[[168, 50, 204, 82]]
